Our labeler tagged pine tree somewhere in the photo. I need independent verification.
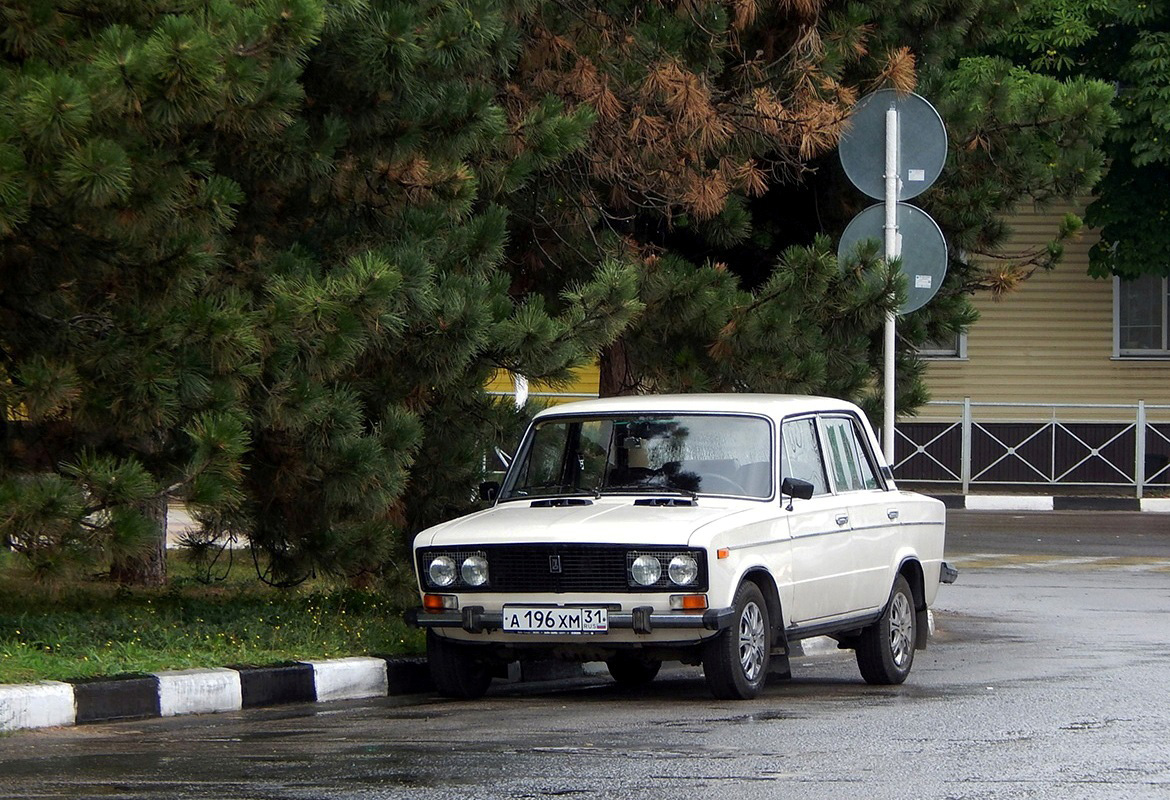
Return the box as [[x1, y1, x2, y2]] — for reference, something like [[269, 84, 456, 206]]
[[1, 0, 640, 585], [0, 0, 295, 583], [224, 1, 639, 583], [494, 0, 903, 402], [495, 0, 1117, 419]]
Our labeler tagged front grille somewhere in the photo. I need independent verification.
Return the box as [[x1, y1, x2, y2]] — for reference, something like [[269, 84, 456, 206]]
[[417, 544, 708, 593]]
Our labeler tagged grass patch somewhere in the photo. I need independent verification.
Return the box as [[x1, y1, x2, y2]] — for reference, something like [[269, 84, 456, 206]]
[[0, 552, 425, 684]]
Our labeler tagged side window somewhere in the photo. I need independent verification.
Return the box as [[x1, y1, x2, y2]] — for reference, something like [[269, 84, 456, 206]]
[[822, 416, 879, 492], [780, 417, 829, 495]]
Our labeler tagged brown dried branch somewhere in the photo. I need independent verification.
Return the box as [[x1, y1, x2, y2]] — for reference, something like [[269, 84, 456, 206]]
[[778, 0, 824, 20], [871, 46, 917, 94], [731, 0, 759, 31], [970, 264, 1037, 299]]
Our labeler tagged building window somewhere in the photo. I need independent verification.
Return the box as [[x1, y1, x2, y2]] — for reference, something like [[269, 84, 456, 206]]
[[917, 331, 967, 360], [1115, 275, 1170, 357]]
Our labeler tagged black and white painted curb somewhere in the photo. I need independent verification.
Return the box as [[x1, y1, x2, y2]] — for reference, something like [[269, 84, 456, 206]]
[[0, 656, 608, 733], [0, 657, 431, 733], [931, 495, 1170, 513]]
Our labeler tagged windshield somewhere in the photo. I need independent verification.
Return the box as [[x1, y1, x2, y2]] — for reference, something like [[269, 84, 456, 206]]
[[500, 414, 773, 500]]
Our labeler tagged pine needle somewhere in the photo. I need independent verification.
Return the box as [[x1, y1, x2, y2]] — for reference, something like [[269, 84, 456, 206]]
[[732, 0, 759, 30], [980, 265, 1035, 299], [708, 319, 737, 361], [682, 169, 729, 220], [780, 0, 824, 19], [874, 47, 917, 94]]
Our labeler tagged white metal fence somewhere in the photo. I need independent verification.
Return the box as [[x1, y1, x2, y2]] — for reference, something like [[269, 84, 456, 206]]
[[894, 400, 1170, 497]]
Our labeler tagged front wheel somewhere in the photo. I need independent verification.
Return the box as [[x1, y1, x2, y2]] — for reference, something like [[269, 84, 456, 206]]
[[703, 581, 770, 699], [856, 574, 917, 685], [427, 630, 493, 699]]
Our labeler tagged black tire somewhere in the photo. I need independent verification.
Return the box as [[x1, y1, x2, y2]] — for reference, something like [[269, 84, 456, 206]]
[[427, 630, 493, 699], [606, 654, 662, 687], [856, 574, 917, 685], [703, 581, 770, 700]]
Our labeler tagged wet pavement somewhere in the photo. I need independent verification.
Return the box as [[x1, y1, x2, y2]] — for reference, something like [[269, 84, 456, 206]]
[[1, 511, 1168, 799]]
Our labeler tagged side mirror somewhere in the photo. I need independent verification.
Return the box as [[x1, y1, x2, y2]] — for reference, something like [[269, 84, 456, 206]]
[[479, 481, 500, 503], [780, 477, 814, 511]]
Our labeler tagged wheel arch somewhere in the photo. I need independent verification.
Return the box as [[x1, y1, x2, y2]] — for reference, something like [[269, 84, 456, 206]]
[[741, 567, 784, 644], [897, 557, 930, 649]]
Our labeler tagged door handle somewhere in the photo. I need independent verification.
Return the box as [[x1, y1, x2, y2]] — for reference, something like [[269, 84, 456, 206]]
[[835, 514, 849, 526], [887, 509, 900, 520]]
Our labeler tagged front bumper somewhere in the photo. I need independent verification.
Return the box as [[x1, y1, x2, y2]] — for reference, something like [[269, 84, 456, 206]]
[[406, 605, 735, 635]]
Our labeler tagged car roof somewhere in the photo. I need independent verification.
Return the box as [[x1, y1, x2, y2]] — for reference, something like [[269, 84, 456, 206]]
[[532, 393, 863, 421]]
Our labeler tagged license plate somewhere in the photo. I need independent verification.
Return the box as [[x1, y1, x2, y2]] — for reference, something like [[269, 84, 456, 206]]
[[502, 606, 608, 634]]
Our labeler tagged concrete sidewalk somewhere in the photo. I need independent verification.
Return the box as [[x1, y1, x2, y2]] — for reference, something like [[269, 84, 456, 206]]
[[930, 494, 1170, 513]]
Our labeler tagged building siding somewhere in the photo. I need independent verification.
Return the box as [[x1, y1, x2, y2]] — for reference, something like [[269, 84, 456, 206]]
[[922, 201, 1170, 423]]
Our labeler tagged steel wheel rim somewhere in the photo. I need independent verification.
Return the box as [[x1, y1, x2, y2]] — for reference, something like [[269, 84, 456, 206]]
[[889, 592, 914, 668], [738, 601, 766, 681]]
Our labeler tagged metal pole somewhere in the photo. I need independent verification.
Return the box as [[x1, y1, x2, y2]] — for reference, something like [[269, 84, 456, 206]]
[[1049, 406, 1057, 484], [961, 397, 972, 495], [1136, 400, 1147, 500], [883, 104, 899, 464]]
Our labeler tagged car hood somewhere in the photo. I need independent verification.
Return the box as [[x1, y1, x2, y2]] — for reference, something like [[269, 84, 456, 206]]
[[416, 497, 758, 548]]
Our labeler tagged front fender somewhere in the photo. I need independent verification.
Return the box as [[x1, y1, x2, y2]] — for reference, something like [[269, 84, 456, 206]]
[[707, 548, 793, 630]]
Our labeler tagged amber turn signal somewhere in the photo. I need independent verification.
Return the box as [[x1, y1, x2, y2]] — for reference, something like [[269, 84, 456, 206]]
[[423, 594, 457, 612], [670, 594, 709, 611]]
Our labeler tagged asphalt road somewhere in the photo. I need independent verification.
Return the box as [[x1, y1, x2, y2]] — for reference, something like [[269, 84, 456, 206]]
[[1, 511, 1168, 799]]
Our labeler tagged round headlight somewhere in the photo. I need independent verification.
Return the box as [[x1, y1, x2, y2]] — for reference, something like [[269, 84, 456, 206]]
[[461, 554, 489, 587], [668, 555, 699, 586], [428, 555, 457, 587], [630, 554, 662, 586]]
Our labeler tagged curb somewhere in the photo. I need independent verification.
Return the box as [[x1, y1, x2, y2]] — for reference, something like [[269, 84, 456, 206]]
[[929, 494, 1170, 513], [0, 656, 432, 733]]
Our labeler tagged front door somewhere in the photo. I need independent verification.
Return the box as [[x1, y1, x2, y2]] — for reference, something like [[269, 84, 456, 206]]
[[819, 414, 901, 613], [781, 416, 859, 624]]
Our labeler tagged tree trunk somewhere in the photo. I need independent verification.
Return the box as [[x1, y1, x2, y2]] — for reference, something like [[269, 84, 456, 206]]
[[599, 339, 638, 397], [110, 497, 168, 587]]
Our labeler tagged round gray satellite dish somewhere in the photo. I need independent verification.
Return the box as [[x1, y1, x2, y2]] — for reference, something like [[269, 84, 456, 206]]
[[837, 202, 948, 315], [839, 90, 947, 201]]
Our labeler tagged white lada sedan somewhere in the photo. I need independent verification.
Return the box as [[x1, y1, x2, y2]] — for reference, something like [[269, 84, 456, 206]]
[[407, 394, 955, 700]]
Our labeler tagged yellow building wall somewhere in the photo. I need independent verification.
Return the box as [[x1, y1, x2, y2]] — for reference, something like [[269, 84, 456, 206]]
[[923, 201, 1170, 422], [485, 363, 600, 406]]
